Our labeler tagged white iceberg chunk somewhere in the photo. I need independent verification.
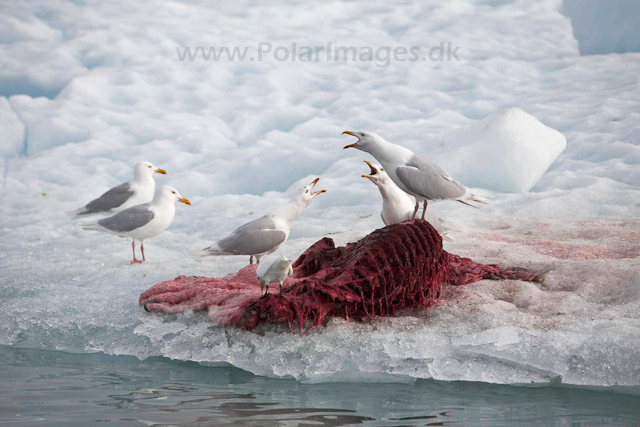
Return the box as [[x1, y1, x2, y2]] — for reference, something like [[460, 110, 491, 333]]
[[429, 108, 567, 193], [563, 0, 640, 55]]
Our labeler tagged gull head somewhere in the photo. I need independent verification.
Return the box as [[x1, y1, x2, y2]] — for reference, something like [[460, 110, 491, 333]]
[[361, 160, 389, 188], [296, 178, 326, 206], [135, 160, 167, 179], [157, 185, 191, 205], [342, 131, 386, 154]]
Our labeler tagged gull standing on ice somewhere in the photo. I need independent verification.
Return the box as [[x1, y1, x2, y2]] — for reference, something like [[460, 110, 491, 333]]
[[81, 185, 191, 264], [362, 160, 454, 242], [194, 178, 326, 265], [69, 161, 166, 217], [256, 254, 294, 295], [343, 131, 487, 221]]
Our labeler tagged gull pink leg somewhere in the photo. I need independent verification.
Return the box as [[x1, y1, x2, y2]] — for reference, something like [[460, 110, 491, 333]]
[[141, 242, 146, 262], [421, 201, 427, 221], [410, 202, 420, 222], [131, 240, 142, 264]]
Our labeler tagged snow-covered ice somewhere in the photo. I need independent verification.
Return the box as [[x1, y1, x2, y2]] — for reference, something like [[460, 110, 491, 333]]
[[0, 96, 24, 158], [1, 0, 640, 386]]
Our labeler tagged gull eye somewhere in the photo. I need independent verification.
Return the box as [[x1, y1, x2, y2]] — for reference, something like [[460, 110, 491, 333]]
[[381, 168, 384, 172], [361, 133, 364, 136], [148, 165, 152, 168], [172, 191, 176, 194], [305, 189, 309, 193]]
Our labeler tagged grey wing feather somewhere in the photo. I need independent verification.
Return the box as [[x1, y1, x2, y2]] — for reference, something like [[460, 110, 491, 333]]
[[85, 182, 134, 212], [396, 156, 468, 200], [97, 204, 154, 233], [217, 216, 287, 255]]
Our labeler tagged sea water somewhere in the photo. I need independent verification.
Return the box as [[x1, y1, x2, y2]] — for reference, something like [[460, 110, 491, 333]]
[[2, 345, 639, 426]]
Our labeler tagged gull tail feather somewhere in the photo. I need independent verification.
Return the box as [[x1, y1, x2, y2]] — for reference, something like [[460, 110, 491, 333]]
[[471, 195, 489, 204], [193, 243, 229, 258], [437, 222, 456, 242], [440, 230, 455, 242], [67, 207, 100, 218], [80, 221, 105, 232], [458, 192, 489, 208]]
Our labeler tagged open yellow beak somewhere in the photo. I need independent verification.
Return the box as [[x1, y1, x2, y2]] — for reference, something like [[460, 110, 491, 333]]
[[155, 168, 167, 174], [310, 178, 325, 195], [178, 197, 191, 205], [342, 131, 358, 149], [362, 160, 376, 178]]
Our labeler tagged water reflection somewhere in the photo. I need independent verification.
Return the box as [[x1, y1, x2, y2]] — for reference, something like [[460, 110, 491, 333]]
[[1, 346, 639, 427], [108, 386, 375, 425]]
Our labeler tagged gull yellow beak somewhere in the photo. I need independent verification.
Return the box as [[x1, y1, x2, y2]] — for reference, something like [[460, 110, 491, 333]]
[[155, 168, 167, 174], [309, 178, 325, 195], [362, 160, 376, 178], [178, 197, 191, 205], [342, 130, 358, 149]]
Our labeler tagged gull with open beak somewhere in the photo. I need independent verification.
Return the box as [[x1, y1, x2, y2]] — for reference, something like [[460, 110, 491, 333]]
[[69, 160, 167, 217], [194, 178, 326, 265], [81, 185, 191, 264], [344, 131, 487, 221], [362, 160, 454, 241]]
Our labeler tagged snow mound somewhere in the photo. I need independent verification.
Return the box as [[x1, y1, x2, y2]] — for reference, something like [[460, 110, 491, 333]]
[[0, 97, 25, 159], [563, 0, 640, 55], [428, 108, 566, 193], [0, 97, 25, 181]]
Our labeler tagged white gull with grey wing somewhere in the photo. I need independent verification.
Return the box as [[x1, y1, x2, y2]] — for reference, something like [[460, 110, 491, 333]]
[[344, 131, 487, 221], [81, 185, 191, 264], [69, 160, 167, 218], [194, 178, 326, 264], [362, 160, 454, 242]]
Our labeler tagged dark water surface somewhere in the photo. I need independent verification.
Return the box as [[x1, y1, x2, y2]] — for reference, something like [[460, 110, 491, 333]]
[[1, 346, 639, 426]]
